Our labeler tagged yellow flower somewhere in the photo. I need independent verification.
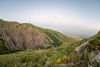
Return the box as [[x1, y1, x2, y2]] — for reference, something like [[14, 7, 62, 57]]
[[56, 58, 61, 64], [15, 65, 16, 67], [78, 54, 80, 57], [63, 55, 67, 60], [23, 63, 27, 66]]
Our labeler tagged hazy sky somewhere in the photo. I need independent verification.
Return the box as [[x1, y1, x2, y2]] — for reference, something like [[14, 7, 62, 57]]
[[0, 0, 100, 36]]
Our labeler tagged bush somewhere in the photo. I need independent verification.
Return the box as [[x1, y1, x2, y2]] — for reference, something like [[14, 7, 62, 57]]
[[86, 35, 100, 52]]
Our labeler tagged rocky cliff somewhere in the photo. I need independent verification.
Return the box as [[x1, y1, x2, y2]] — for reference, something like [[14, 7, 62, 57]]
[[0, 19, 77, 50], [0, 19, 51, 49]]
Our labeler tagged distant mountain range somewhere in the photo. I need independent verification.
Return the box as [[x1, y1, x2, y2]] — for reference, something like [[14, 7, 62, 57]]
[[0, 19, 77, 51]]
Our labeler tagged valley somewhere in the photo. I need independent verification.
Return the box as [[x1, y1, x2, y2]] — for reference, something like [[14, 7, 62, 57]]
[[0, 20, 100, 67]]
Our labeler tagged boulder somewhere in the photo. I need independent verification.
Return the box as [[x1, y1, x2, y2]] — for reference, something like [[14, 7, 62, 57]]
[[75, 41, 89, 53]]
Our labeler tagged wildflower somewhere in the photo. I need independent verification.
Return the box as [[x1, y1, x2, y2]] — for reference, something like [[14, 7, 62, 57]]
[[92, 47, 94, 49], [64, 62, 66, 64], [95, 48, 97, 49], [63, 55, 67, 60], [72, 60, 74, 62], [6, 60, 8, 62], [96, 46, 98, 48], [56, 58, 61, 64], [10, 64, 11, 65], [59, 47, 61, 48], [57, 48, 61, 50]]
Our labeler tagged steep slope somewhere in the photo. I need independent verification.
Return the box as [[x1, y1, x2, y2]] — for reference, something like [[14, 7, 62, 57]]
[[0, 19, 77, 50], [0, 19, 50, 50], [0, 27, 100, 66], [1, 32, 100, 67], [22, 23, 77, 45]]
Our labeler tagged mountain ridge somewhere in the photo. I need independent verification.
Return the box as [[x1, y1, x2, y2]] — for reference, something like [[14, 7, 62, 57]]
[[0, 19, 77, 51]]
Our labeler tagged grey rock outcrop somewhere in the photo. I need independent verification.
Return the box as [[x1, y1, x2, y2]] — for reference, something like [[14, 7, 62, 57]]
[[75, 41, 89, 53], [0, 22, 50, 49]]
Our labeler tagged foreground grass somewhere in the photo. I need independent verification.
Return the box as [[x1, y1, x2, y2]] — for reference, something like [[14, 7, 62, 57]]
[[0, 40, 99, 67], [0, 43, 75, 67]]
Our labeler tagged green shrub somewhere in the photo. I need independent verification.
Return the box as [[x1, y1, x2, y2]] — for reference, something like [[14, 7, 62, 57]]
[[86, 35, 100, 52]]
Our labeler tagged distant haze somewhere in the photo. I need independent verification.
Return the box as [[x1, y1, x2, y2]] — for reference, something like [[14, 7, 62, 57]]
[[0, 0, 100, 36]]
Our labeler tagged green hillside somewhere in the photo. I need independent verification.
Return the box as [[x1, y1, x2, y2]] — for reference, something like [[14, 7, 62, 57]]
[[0, 19, 100, 66], [22, 23, 77, 45], [0, 33, 100, 67], [0, 19, 77, 55], [0, 19, 77, 46]]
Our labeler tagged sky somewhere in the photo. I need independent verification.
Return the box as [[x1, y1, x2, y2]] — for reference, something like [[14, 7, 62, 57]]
[[0, 0, 100, 36]]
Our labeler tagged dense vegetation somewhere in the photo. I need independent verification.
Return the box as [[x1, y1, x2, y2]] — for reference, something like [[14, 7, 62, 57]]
[[0, 34, 100, 67], [0, 19, 100, 67], [86, 34, 100, 52]]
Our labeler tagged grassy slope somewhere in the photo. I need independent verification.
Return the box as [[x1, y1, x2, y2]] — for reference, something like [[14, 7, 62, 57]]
[[22, 23, 77, 45], [0, 19, 77, 46], [0, 34, 99, 67], [1, 19, 100, 66], [0, 43, 77, 67], [0, 19, 78, 55], [0, 42, 87, 67]]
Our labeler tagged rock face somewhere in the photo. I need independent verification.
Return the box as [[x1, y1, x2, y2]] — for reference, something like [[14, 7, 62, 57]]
[[0, 21, 50, 49], [75, 41, 89, 53], [0, 19, 77, 50], [93, 50, 100, 62]]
